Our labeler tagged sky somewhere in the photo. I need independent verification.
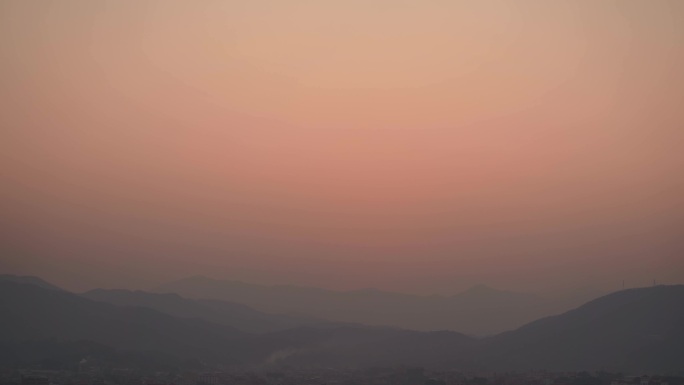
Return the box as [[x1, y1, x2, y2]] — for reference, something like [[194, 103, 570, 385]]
[[1, 0, 683, 295]]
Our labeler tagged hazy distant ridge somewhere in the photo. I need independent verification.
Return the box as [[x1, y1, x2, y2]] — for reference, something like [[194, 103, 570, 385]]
[[154, 276, 598, 335], [83, 288, 328, 333]]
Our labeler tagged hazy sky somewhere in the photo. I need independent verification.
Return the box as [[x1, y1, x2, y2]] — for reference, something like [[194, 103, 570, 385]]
[[1, 0, 683, 294]]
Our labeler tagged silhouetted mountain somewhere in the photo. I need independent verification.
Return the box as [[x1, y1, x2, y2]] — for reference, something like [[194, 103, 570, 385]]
[[480, 285, 684, 372], [155, 277, 564, 335], [0, 281, 249, 364], [3, 279, 682, 372], [0, 274, 63, 291], [82, 288, 327, 333], [0, 280, 475, 368]]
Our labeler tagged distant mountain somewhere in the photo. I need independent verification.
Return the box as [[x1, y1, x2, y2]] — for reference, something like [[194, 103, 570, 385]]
[[0, 274, 63, 291], [82, 288, 328, 333], [154, 277, 564, 335], [480, 285, 684, 372]]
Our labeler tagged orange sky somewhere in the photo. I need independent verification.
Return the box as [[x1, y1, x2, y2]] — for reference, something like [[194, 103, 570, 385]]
[[1, 1, 683, 294]]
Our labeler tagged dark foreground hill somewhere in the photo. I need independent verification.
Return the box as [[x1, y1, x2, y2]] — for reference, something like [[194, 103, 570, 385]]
[[1, 280, 683, 372], [0, 281, 474, 369], [0, 274, 63, 291], [0, 281, 250, 364], [481, 285, 684, 372], [82, 288, 327, 333]]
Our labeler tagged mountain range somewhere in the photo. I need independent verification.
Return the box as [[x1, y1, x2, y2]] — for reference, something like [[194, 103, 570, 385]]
[[154, 276, 601, 336], [1, 275, 682, 373], [82, 288, 328, 333]]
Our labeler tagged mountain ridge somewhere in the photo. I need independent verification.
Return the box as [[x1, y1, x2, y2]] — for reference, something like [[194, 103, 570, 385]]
[[82, 288, 330, 333], [154, 276, 588, 335], [0, 274, 63, 291], [1, 279, 683, 372]]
